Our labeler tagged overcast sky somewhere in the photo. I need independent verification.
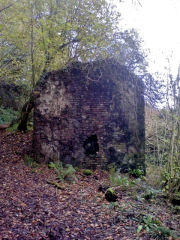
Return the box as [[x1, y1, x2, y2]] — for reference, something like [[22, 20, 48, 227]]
[[112, 0, 180, 76]]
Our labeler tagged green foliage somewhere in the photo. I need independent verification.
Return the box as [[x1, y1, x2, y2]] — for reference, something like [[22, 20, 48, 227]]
[[7, 123, 18, 133], [83, 169, 93, 176], [64, 164, 76, 182], [137, 214, 175, 239], [161, 169, 171, 191], [0, 107, 18, 124], [129, 168, 144, 178], [0, 0, 149, 99], [49, 161, 76, 183], [0, 82, 28, 110], [24, 155, 38, 168], [0, 0, 121, 90], [109, 29, 148, 74], [143, 188, 156, 201], [108, 164, 116, 175], [110, 173, 129, 187], [109, 168, 135, 188], [161, 166, 180, 204], [7, 121, 33, 133], [49, 161, 64, 182], [145, 98, 180, 204]]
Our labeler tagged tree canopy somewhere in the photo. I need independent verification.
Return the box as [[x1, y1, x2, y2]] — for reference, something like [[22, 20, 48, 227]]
[[0, 0, 121, 89], [0, 0, 161, 106]]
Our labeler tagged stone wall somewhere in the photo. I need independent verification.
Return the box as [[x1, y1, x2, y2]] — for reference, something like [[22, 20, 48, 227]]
[[33, 59, 145, 172]]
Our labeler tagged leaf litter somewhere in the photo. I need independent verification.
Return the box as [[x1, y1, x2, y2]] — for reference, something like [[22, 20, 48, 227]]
[[0, 130, 179, 239]]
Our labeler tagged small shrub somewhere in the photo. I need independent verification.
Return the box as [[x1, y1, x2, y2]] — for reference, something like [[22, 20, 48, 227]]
[[64, 164, 77, 183], [49, 161, 76, 183], [137, 214, 175, 239], [109, 168, 135, 188], [129, 168, 144, 178], [161, 169, 171, 190], [110, 174, 129, 187], [161, 167, 180, 205], [143, 189, 156, 201], [49, 161, 64, 181], [83, 169, 93, 176]]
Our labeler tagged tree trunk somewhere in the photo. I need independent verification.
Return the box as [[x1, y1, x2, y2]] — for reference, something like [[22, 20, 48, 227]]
[[17, 94, 34, 131], [17, 70, 46, 132]]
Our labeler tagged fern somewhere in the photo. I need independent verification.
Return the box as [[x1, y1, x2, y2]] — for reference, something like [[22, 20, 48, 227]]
[[49, 161, 76, 182]]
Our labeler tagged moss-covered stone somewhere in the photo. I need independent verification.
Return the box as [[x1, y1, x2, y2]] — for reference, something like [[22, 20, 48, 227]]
[[105, 188, 118, 202], [83, 169, 93, 176]]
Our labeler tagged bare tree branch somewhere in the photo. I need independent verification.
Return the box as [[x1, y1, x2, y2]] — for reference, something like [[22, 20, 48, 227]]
[[58, 37, 81, 51], [0, 4, 14, 13]]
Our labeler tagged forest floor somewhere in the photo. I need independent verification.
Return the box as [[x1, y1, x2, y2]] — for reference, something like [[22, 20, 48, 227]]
[[0, 130, 179, 240]]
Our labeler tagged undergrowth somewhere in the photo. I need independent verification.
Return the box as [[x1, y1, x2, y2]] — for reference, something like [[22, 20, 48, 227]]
[[49, 161, 77, 183], [129, 168, 144, 179], [109, 167, 135, 188], [0, 107, 18, 124], [146, 162, 180, 206], [7, 123, 19, 133], [137, 214, 177, 239], [146, 163, 164, 189]]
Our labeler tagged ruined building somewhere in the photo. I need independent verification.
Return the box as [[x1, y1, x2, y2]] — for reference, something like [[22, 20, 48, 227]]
[[33, 59, 145, 172]]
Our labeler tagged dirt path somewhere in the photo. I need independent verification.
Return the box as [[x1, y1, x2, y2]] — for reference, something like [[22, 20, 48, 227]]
[[0, 131, 179, 240]]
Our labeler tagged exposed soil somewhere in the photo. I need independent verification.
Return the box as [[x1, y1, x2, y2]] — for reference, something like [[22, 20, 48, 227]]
[[0, 130, 179, 240]]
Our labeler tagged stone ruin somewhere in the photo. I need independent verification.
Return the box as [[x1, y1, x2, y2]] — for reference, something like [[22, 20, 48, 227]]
[[33, 59, 145, 172]]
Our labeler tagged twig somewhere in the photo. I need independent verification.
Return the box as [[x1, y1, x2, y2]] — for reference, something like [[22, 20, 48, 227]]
[[46, 180, 65, 190]]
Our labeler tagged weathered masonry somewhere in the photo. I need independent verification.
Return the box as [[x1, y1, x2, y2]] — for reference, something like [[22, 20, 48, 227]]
[[33, 59, 145, 172]]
